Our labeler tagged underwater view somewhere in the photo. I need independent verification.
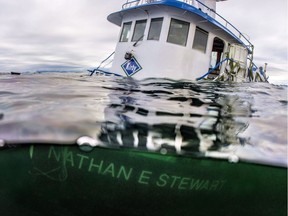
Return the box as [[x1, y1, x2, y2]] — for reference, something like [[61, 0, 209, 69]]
[[0, 72, 287, 215]]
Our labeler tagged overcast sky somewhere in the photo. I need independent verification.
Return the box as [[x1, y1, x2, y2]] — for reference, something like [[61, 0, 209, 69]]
[[0, 0, 287, 81]]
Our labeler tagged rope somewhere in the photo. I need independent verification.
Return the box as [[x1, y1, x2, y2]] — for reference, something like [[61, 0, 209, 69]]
[[89, 51, 115, 76]]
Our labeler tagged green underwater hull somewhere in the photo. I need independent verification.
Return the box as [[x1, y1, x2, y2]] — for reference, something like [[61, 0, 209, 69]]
[[0, 145, 287, 216]]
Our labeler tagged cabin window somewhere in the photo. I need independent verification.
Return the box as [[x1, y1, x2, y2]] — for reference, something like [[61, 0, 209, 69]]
[[120, 22, 132, 42], [192, 27, 209, 53], [148, 18, 163, 41], [132, 19, 147, 42], [167, 18, 190, 46]]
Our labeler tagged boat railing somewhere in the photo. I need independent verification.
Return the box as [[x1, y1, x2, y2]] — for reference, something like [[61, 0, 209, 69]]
[[196, 57, 230, 81], [122, 0, 253, 51]]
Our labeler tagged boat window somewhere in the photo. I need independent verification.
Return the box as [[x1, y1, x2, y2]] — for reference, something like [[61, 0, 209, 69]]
[[120, 22, 132, 42], [132, 20, 147, 42], [167, 18, 190, 46], [192, 27, 209, 53], [148, 18, 163, 41]]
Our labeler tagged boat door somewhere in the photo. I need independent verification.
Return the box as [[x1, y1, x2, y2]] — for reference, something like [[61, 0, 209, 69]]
[[209, 37, 225, 77]]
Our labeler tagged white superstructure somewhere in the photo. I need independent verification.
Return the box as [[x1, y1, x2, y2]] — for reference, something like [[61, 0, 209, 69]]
[[91, 0, 267, 82]]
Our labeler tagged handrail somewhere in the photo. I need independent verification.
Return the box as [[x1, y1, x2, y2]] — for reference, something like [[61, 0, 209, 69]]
[[122, 0, 141, 9], [247, 57, 258, 70], [196, 58, 231, 81], [196, 57, 264, 81], [195, 0, 252, 49], [122, 0, 253, 51]]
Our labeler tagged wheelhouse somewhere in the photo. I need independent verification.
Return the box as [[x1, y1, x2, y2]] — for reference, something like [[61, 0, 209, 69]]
[[90, 0, 267, 82]]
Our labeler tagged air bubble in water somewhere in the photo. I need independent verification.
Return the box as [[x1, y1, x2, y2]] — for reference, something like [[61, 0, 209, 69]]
[[77, 136, 98, 152], [77, 136, 98, 147], [228, 154, 239, 163], [160, 148, 168, 155], [0, 139, 5, 147]]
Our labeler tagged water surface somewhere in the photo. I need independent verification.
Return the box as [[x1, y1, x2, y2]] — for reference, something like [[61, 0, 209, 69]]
[[0, 72, 287, 167]]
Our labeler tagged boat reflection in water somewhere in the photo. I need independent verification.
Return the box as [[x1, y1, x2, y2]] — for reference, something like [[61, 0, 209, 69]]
[[99, 79, 249, 158]]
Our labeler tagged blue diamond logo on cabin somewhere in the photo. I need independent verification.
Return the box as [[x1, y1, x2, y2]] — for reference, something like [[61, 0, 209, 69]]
[[121, 57, 142, 77]]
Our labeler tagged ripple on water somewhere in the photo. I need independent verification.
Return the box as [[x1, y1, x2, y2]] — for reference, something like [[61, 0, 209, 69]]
[[0, 73, 286, 167]]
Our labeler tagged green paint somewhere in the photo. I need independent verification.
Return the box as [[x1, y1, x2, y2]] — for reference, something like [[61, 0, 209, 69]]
[[88, 158, 103, 173], [156, 173, 226, 191], [48, 146, 61, 161], [102, 163, 115, 177], [44, 146, 227, 192], [76, 154, 89, 169], [138, 170, 152, 185], [1, 144, 286, 216], [47, 146, 134, 181], [178, 177, 190, 190], [170, 175, 182, 188], [156, 173, 169, 187], [64, 149, 74, 167], [117, 166, 133, 180], [29, 145, 34, 159]]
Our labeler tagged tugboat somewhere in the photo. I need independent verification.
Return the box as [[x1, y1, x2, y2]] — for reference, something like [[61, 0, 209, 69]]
[[90, 0, 268, 82]]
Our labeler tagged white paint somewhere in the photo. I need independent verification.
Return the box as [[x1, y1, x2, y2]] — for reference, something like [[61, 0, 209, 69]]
[[110, 4, 240, 80]]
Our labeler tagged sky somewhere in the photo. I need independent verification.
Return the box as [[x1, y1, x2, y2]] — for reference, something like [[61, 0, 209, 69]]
[[0, 0, 287, 82]]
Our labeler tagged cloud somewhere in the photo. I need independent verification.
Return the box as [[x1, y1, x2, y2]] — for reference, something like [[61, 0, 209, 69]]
[[0, 0, 121, 72], [217, 0, 288, 77], [0, 0, 287, 79]]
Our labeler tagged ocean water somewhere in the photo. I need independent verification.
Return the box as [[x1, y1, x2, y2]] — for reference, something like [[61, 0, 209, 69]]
[[0, 72, 287, 168]]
